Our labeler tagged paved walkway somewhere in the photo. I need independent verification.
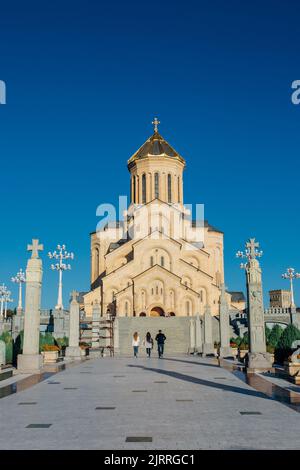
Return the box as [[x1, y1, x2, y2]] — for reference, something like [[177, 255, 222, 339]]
[[0, 355, 300, 449]]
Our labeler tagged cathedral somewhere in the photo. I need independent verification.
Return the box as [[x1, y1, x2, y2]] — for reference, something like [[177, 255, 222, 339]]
[[83, 119, 235, 318]]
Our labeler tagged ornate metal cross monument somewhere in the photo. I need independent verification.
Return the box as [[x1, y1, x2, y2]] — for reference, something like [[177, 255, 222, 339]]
[[236, 238, 272, 372], [17, 239, 44, 373], [219, 283, 232, 358]]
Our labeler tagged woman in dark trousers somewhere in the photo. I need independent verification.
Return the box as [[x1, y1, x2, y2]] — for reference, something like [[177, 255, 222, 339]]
[[143, 332, 154, 358]]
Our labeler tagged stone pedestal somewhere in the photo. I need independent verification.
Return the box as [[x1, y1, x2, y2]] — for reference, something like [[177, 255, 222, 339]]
[[247, 352, 273, 372], [65, 346, 81, 359], [17, 354, 43, 373], [17, 240, 43, 374], [65, 291, 81, 360], [202, 305, 214, 356], [243, 239, 272, 372], [219, 284, 232, 358]]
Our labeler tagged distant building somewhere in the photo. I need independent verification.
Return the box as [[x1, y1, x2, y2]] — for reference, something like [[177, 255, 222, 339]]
[[269, 289, 291, 308], [228, 291, 246, 312]]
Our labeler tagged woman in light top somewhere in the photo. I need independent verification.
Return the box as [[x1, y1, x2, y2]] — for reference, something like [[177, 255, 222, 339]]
[[132, 331, 140, 358]]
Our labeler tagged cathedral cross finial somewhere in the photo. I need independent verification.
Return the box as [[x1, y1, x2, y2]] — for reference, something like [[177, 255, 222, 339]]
[[27, 239, 44, 259], [152, 117, 160, 133]]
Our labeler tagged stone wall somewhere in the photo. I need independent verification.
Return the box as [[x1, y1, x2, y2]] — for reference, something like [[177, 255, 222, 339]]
[[114, 316, 221, 356]]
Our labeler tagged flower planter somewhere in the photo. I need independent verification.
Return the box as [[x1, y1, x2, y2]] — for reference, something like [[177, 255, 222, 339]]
[[80, 348, 86, 357], [42, 350, 59, 364], [231, 347, 238, 357]]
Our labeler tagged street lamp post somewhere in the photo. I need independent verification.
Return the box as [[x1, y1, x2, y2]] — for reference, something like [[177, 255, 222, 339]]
[[281, 267, 300, 308], [11, 269, 26, 314], [3, 289, 13, 319], [48, 244, 74, 310]]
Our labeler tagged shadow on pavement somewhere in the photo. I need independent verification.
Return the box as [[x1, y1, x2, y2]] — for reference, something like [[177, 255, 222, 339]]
[[127, 363, 270, 400]]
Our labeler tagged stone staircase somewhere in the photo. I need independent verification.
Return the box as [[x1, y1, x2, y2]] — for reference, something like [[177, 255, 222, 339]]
[[116, 317, 191, 356]]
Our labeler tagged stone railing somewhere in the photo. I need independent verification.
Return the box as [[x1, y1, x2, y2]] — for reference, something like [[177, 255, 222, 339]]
[[264, 307, 291, 315]]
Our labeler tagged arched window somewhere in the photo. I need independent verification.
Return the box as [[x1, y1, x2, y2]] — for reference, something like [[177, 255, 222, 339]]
[[161, 256, 164, 267], [178, 176, 180, 202], [156, 285, 158, 295], [186, 301, 190, 316], [168, 174, 172, 203], [125, 301, 129, 317], [142, 173, 146, 204], [154, 173, 159, 198], [150, 256, 154, 267]]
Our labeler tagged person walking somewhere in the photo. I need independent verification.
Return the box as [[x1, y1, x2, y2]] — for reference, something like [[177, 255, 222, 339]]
[[155, 329, 166, 358], [143, 331, 154, 358], [132, 331, 140, 358]]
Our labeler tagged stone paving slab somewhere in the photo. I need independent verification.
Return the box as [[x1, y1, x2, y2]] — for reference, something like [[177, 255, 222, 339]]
[[0, 356, 299, 449]]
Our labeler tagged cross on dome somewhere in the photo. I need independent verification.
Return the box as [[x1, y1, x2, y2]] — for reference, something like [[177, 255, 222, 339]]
[[152, 117, 160, 133]]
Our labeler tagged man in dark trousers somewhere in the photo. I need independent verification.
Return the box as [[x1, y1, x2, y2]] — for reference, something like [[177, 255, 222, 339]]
[[155, 330, 166, 358]]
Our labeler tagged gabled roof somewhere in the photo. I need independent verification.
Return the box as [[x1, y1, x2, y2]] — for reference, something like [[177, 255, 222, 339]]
[[228, 291, 245, 302], [128, 131, 185, 165]]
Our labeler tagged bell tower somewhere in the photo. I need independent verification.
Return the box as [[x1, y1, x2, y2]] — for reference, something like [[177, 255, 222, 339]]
[[127, 118, 186, 206]]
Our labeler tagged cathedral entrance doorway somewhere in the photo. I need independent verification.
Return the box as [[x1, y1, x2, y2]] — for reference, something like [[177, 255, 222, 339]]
[[150, 306, 165, 317]]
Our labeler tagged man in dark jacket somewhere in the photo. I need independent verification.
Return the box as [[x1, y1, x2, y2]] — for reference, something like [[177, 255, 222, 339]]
[[155, 330, 166, 358]]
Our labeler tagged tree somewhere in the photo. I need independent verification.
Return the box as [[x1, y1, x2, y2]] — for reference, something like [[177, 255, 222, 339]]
[[268, 324, 284, 348], [265, 325, 271, 345], [275, 324, 300, 364], [278, 324, 300, 350]]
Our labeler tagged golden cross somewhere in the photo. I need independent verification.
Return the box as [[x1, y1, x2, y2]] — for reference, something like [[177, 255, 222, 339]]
[[152, 117, 160, 133]]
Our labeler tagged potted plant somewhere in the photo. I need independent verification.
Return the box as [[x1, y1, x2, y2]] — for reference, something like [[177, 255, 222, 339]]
[[41, 344, 60, 363], [230, 339, 238, 357]]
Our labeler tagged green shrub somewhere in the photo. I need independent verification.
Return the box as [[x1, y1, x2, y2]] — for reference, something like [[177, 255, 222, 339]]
[[268, 325, 284, 348], [275, 324, 300, 364], [265, 325, 271, 345], [39, 332, 55, 353], [55, 336, 69, 349], [0, 331, 13, 364], [278, 324, 300, 350]]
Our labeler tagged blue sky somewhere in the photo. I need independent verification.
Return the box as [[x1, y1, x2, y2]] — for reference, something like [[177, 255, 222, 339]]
[[0, 0, 300, 308]]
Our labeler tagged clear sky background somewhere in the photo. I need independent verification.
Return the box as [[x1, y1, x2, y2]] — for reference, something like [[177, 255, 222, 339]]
[[0, 0, 300, 309]]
